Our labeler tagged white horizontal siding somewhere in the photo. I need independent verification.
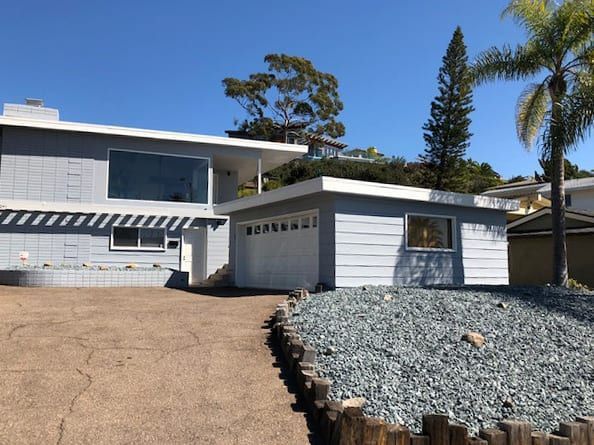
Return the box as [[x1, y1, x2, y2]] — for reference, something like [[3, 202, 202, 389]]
[[206, 222, 229, 276], [333, 198, 510, 287]]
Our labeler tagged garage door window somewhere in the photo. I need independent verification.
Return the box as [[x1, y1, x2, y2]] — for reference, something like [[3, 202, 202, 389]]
[[301, 217, 310, 229], [406, 214, 454, 251], [254, 225, 261, 235], [291, 219, 299, 230], [312, 216, 318, 228], [281, 221, 288, 231], [263, 223, 270, 233], [246, 226, 253, 236], [272, 222, 279, 232]]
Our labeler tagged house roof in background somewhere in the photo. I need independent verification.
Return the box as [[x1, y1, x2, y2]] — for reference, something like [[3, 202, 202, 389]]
[[214, 176, 519, 215], [303, 132, 348, 149], [483, 177, 594, 198]]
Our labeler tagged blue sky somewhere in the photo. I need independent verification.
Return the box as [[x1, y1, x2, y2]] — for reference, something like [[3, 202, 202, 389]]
[[1, 0, 592, 178]]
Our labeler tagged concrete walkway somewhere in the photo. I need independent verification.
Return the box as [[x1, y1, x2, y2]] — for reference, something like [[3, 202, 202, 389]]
[[0, 286, 314, 444]]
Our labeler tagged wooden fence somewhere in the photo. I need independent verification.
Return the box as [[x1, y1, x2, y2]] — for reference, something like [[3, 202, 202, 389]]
[[274, 289, 594, 445]]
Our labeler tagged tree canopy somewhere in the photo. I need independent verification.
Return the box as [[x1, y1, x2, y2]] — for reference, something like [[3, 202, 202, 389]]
[[223, 54, 345, 142], [420, 26, 475, 192]]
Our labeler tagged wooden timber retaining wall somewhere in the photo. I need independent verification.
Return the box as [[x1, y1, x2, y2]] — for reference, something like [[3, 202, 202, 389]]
[[274, 289, 594, 445]]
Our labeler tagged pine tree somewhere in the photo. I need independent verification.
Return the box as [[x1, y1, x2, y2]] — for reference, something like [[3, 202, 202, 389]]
[[420, 26, 474, 192]]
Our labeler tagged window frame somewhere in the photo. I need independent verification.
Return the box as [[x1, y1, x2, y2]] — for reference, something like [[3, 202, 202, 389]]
[[106, 148, 212, 206], [404, 212, 457, 252], [110, 226, 167, 252]]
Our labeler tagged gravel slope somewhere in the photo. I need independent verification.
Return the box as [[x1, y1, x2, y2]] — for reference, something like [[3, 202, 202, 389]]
[[292, 286, 593, 433]]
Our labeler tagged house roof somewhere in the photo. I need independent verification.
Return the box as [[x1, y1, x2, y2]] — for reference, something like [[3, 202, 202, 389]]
[[507, 206, 594, 236], [483, 177, 594, 198], [214, 176, 519, 215]]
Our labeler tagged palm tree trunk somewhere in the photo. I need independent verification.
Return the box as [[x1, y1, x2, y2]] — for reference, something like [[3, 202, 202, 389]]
[[550, 98, 569, 287]]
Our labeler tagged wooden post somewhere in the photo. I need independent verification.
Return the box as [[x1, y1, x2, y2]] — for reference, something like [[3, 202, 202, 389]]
[[576, 417, 594, 445], [311, 377, 331, 401], [387, 425, 410, 445], [532, 432, 549, 445], [469, 438, 488, 445], [549, 436, 570, 445], [423, 414, 450, 445], [302, 345, 316, 364], [411, 434, 431, 445], [498, 420, 532, 445], [450, 424, 469, 445], [480, 428, 508, 445], [559, 422, 588, 445], [362, 417, 387, 445], [339, 407, 365, 445]]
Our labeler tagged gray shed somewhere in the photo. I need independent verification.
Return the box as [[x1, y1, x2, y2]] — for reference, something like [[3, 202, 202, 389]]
[[215, 177, 518, 290]]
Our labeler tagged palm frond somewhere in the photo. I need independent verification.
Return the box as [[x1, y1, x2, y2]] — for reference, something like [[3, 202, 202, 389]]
[[516, 82, 550, 149], [561, 75, 594, 150], [471, 44, 544, 86], [502, 0, 553, 38]]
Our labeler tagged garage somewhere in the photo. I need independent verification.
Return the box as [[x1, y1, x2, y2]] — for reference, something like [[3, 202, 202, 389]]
[[215, 177, 517, 290], [236, 211, 319, 289]]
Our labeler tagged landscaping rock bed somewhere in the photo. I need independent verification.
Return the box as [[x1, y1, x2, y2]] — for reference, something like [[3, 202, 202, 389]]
[[291, 286, 594, 434]]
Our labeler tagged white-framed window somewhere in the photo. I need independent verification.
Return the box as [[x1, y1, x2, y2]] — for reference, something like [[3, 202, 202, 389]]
[[246, 226, 253, 236], [405, 214, 455, 251], [301, 217, 310, 229], [281, 221, 289, 231], [254, 225, 261, 235], [312, 216, 318, 228], [271, 222, 279, 232], [263, 223, 270, 234], [111, 226, 166, 251], [290, 219, 299, 230]]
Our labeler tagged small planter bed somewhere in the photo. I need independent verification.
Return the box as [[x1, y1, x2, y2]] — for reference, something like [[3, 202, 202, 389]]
[[0, 264, 177, 287], [275, 286, 593, 445]]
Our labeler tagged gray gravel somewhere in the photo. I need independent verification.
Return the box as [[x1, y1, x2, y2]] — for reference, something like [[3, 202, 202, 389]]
[[292, 286, 594, 433]]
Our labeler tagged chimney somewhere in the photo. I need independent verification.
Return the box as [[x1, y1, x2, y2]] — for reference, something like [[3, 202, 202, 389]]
[[3, 98, 60, 121]]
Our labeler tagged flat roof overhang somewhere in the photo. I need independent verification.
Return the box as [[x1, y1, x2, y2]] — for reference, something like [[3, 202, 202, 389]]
[[0, 116, 308, 183], [214, 176, 520, 215]]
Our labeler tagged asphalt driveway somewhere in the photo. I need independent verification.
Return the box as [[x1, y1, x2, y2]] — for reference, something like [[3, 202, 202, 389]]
[[0, 286, 312, 444]]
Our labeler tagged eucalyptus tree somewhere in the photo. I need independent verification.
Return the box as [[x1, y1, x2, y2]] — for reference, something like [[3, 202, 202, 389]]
[[472, 0, 594, 286]]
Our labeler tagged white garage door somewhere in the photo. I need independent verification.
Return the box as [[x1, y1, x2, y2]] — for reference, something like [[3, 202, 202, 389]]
[[237, 211, 319, 290]]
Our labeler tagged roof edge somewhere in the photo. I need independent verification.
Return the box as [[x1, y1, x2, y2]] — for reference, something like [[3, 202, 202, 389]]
[[0, 116, 309, 153], [215, 177, 519, 215]]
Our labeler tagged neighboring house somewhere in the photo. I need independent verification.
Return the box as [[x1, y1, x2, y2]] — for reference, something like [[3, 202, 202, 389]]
[[215, 177, 518, 290], [507, 207, 594, 287], [0, 101, 307, 286], [482, 177, 594, 221]]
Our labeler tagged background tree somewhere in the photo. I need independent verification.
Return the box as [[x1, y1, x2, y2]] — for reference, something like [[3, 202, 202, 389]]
[[223, 54, 345, 142], [472, 0, 594, 286], [535, 158, 594, 182], [420, 26, 475, 192]]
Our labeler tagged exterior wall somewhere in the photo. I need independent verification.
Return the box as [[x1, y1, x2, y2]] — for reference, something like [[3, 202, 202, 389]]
[[0, 209, 228, 277], [333, 196, 509, 287], [0, 127, 237, 277], [0, 126, 247, 211], [568, 189, 594, 210], [227, 193, 336, 287], [509, 233, 594, 287]]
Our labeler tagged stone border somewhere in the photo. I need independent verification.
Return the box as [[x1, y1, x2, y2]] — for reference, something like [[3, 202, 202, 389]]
[[274, 289, 594, 445], [0, 268, 186, 287]]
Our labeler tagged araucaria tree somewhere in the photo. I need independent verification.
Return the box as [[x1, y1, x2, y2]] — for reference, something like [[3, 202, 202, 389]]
[[472, 0, 594, 287], [420, 26, 474, 192], [223, 54, 345, 142]]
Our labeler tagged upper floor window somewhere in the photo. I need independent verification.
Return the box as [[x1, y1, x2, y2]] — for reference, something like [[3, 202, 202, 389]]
[[406, 214, 455, 251], [108, 150, 209, 204]]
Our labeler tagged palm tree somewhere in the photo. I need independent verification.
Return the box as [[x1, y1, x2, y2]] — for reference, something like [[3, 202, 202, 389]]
[[472, 0, 594, 287]]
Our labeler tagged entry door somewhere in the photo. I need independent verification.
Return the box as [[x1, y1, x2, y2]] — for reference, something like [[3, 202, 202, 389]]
[[182, 228, 207, 286], [238, 212, 319, 290]]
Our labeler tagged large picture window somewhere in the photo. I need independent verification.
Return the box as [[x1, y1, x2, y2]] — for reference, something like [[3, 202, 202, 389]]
[[111, 226, 166, 251], [108, 150, 209, 204], [406, 214, 454, 250]]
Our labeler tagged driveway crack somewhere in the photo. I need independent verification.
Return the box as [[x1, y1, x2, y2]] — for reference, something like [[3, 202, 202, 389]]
[[56, 368, 93, 445]]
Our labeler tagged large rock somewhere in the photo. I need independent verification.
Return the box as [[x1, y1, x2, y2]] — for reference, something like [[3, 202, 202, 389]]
[[461, 332, 485, 348]]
